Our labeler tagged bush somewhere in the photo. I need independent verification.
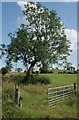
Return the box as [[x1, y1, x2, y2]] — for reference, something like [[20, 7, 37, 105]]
[[10, 74, 51, 85], [40, 67, 48, 73], [63, 71, 67, 74], [22, 75, 38, 84], [22, 75, 50, 85], [48, 70, 53, 73], [12, 75, 25, 83], [2, 67, 8, 75], [67, 71, 73, 74], [58, 72, 62, 74], [35, 71, 39, 75], [38, 77, 50, 85], [74, 71, 77, 74]]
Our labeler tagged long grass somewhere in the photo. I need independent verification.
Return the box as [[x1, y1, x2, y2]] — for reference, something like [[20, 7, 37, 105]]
[[2, 73, 77, 118]]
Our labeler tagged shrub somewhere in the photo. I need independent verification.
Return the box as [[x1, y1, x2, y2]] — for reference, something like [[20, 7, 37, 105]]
[[38, 77, 50, 85], [22, 75, 38, 84], [67, 71, 73, 74], [40, 67, 48, 73], [74, 71, 77, 74], [58, 72, 62, 74], [2, 67, 8, 75], [12, 75, 24, 83], [35, 71, 39, 75], [22, 75, 50, 85], [63, 71, 67, 74], [48, 70, 53, 73], [11, 74, 51, 85]]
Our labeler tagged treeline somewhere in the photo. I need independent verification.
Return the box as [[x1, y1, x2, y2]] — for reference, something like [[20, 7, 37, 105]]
[[1, 67, 79, 75], [32, 69, 78, 74]]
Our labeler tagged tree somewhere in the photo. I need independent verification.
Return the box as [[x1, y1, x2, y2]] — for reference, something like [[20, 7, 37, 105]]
[[3, 2, 71, 76], [63, 61, 72, 70], [16, 68, 22, 72], [71, 66, 75, 71], [6, 60, 13, 72], [1, 67, 8, 75], [68, 66, 75, 71], [1, 61, 13, 74]]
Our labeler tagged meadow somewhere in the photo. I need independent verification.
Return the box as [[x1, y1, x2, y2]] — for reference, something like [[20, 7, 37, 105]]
[[2, 73, 77, 118]]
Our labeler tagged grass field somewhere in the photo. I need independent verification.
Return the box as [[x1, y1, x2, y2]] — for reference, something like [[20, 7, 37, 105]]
[[2, 73, 77, 118], [40, 74, 77, 86]]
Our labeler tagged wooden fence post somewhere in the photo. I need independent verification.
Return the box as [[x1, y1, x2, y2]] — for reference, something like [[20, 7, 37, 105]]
[[74, 83, 76, 95], [18, 96, 22, 107], [15, 84, 22, 107]]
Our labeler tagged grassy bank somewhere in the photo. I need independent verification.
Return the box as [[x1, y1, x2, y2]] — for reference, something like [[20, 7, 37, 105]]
[[2, 73, 77, 118]]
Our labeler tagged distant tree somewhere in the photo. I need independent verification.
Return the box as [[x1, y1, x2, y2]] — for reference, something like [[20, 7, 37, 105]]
[[68, 66, 75, 71], [63, 61, 72, 70], [1, 67, 8, 75], [1, 60, 13, 75], [1, 2, 72, 76], [16, 68, 22, 72], [55, 67, 58, 70], [6, 60, 13, 72]]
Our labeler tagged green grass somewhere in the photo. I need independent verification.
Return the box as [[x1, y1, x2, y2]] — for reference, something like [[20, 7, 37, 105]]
[[2, 73, 77, 118], [40, 74, 77, 87]]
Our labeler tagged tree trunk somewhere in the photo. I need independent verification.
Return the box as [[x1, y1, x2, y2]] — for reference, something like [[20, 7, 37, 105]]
[[27, 61, 36, 76], [27, 66, 33, 76]]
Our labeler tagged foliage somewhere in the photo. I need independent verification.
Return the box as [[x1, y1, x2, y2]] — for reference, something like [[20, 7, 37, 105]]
[[40, 64, 48, 73], [47, 70, 54, 73], [74, 70, 77, 74], [1, 67, 8, 75], [38, 76, 50, 84], [11, 74, 50, 85], [11, 75, 25, 83], [1, 61, 13, 75], [10, 74, 51, 84], [2, 2, 72, 76], [6, 62, 13, 72], [35, 71, 39, 74], [63, 61, 73, 70], [0, 44, 6, 58], [1, 64, 13, 75], [63, 70, 67, 74], [16, 68, 23, 72]]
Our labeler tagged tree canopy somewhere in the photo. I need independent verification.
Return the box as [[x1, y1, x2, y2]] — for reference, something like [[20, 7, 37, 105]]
[[3, 2, 72, 75]]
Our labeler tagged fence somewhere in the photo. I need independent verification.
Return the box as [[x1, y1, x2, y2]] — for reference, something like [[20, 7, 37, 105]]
[[48, 83, 76, 106], [15, 84, 22, 107]]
